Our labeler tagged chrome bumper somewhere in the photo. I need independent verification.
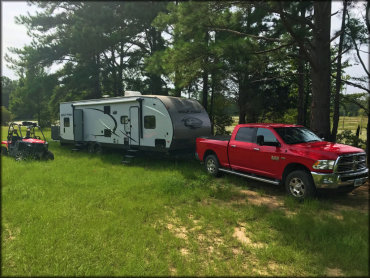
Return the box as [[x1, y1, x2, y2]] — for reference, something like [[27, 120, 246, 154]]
[[311, 168, 368, 189]]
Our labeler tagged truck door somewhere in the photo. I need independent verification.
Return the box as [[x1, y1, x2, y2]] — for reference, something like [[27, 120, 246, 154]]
[[129, 106, 140, 146], [73, 109, 84, 142], [228, 127, 257, 172], [252, 128, 283, 178]]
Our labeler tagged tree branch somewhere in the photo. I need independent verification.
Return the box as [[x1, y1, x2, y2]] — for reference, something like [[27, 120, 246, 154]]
[[207, 27, 281, 42], [335, 76, 370, 94], [341, 94, 369, 114], [331, 47, 351, 63], [249, 41, 294, 55]]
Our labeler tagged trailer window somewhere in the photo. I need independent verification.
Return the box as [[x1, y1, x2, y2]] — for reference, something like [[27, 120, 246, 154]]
[[64, 117, 70, 127], [144, 115, 156, 129], [121, 116, 128, 124], [104, 106, 110, 114]]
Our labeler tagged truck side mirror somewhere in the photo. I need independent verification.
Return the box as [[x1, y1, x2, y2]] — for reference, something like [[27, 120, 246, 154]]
[[257, 135, 264, 146]]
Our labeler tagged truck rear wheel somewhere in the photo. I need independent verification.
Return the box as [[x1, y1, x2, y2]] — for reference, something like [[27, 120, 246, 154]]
[[285, 170, 315, 200], [205, 154, 220, 177]]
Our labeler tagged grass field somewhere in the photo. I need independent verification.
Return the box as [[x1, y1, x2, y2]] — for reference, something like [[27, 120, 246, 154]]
[[1, 125, 369, 276]]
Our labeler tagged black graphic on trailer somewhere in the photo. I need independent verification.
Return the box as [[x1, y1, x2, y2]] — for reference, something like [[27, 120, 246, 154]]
[[182, 117, 203, 129]]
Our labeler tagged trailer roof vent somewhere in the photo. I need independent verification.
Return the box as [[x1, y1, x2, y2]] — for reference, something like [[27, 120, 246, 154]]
[[125, 91, 142, 97]]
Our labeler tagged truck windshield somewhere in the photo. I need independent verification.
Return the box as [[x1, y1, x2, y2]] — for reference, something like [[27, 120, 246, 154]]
[[274, 127, 322, 145]]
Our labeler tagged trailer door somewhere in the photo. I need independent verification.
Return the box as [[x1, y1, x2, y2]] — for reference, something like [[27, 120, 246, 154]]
[[74, 109, 84, 141], [129, 106, 140, 146]]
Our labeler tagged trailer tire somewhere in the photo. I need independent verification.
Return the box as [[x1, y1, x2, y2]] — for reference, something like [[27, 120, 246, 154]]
[[88, 143, 103, 155], [87, 142, 95, 154], [205, 154, 221, 177], [1, 146, 8, 156], [285, 170, 316, 200]]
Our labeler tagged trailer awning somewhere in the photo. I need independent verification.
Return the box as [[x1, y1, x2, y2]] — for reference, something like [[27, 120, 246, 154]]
[[72, 97, 139, 107]]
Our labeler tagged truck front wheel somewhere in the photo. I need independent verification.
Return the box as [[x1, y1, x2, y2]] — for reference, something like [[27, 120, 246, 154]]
[[285, 170, 315, 200], [205, 154, 220, 177]]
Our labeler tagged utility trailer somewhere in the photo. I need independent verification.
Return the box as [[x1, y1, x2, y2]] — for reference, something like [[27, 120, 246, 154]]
[[53, 91, 211, 153]]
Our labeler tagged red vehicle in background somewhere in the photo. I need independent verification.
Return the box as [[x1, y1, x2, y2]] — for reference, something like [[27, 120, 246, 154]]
[[1, 122, 54, 161], [196, 123, 368, 200]]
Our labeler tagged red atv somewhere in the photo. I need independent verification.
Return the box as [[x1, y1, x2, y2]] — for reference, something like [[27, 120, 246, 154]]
[[1, 122, 54, 161]]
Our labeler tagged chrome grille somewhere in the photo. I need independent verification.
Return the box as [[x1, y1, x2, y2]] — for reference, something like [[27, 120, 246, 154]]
[[336, 153, 367, 174]]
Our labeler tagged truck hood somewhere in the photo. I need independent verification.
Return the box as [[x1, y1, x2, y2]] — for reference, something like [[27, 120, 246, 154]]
[[289, 141, 365, 160]]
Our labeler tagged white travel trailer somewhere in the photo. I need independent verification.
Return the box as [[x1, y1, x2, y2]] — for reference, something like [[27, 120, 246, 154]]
[[56, 91, 211, 153]]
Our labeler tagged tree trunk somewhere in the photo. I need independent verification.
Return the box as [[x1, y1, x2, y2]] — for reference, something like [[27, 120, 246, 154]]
[[297, 47, 305, 125], [310, 1, 331, 140], [117, 43, 124, 96], [174, 70, 181, 97], [297, 5, 306, 125], [331, 0, 348, 142], [238, 77, 247, 124], [303, 64, 310, 127], [210, 74, 215, 135], [367, 99, 370, 173], [92, 53, 101, 99], [202, 31, 209, 110]]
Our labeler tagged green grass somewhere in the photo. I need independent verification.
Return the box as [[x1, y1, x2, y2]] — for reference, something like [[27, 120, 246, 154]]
[[1, 126, 369, 276]]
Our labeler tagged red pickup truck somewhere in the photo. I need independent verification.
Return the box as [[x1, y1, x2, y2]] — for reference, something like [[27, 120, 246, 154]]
[[196, 123, 368, 199]]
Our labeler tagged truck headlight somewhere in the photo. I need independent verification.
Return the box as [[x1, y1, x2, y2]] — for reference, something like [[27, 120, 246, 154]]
[[312, 160, 335, 170]]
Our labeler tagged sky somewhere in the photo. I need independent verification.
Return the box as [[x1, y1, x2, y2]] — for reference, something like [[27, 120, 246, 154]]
[[1, 1, 369, 94]]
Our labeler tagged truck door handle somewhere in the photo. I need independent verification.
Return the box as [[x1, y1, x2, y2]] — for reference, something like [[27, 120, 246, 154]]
[[230, 145, 236, 148], [253, 148, 260, 151]]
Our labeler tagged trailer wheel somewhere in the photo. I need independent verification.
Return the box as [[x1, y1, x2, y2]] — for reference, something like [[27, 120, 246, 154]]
[[285, 170, 316, 200], [205, 154, 220, 177], [88, 143, 102, 154], [1, 146, 8, 156], [87, 143, 95, 154]]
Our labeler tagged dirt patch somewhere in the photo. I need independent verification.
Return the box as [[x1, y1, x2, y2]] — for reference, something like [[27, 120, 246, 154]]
[[240, 190, 284, 209], [4, 224, 19, 242], [326, 267, 344, 277], [167, 223, 188, 240], [169, 266, 177, 275], [233, 226, 266, 249], [180, 248, 189, 256]]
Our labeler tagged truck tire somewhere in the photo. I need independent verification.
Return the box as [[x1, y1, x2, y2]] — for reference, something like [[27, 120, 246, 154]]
[[285, 170, 316, 200], [205, 154, 221, 177]]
